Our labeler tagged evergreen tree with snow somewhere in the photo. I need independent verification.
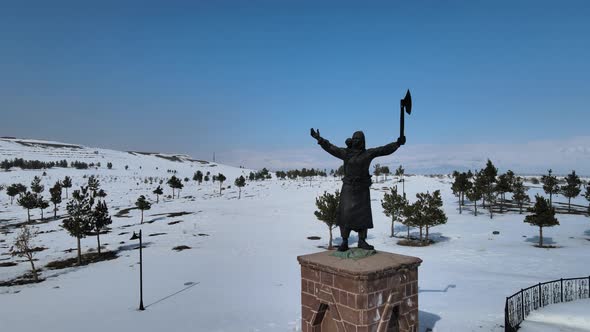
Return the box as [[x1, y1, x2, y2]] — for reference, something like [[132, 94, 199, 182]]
[[561, 170, 581, 213], [314, 190, 340, 250], [49, 181, 62, 219], [524, 195, 559, 247], [512, 177, 530, 214], [18, 191, 38, 223], [193, 171, 203, 185], [466, 174, 483, 216], [482, 159, 498, 184], [583, 184, 590, 213], [87, 175, 100, 197], [152, 185, 163, 203], [380, 165, 390, 182], [6, 183, 24, 204], [234, 175, 246, 199], [62, 176, 72, 198], [36, 196, 49, 221], [373, 163, 381, 183], [451, 172, 471, 214], [107, 162, 113, 169], [63, 188, 94, 265], [541, 169, 559, 206], [381, 186, 407, 237], [217, 173, 226, 195], [423, 190, 447, 241], [135, 195, 151, 224], [167, 175, 183, 199], [495, 172, 513, 213], [31, 176, 44, 195], [484, 186, 497, 219], [91, 200, 112, 254]]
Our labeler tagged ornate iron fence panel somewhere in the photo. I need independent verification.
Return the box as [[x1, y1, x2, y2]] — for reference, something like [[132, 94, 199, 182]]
[[504, 276, 590, 332]]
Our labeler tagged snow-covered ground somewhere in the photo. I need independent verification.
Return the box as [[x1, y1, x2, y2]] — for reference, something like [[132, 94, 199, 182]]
[[0, 138, 588, 331], [519, 299, 590, 332]]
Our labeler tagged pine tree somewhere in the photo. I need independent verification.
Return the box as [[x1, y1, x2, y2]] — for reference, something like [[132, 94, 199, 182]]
[[373, 163, 382, 183], [561, 170, 581, 213], [167, 175, 183, 198], [135, 195, 151, 224], [395, 165, 405, 196], [314, 191, 340, 250], [541, 169, 559, 206], [63, 189, 94, 265], [31, 176, 44, 194], [49, 181, 62, 219], [495, 173, 512, 213], [18, 191, 38, 223], [10, 225, 40, 281], [406, 193, 427, 241], [381, 187, 407, 237], [401, 202, 416, 239], [512, 178, 530, 214], [234, 176, 246, 199], [380, 166, 390, 182], [193, 171, 203, 185], [423, 190, 447, 241], [87, 175, 100, 197], [37, 196, 49, 221], [62, 176, 72, 198], [466, 177, 483, 216], [107, 162, 113, 169], [6, 183, 24, 204], [484, 186, 497, 219], [217, 173, 226, 195], [451, 172, 471, 213], [482, 159, 498, 184], [91, 200, 112, 254], [524, 195, 559, 247], [583, 184, 590, 214], [152, 185, 163, 203]]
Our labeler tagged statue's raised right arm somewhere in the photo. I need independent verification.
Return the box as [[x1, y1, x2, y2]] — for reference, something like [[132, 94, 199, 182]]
[[310, 128, 346, 160], [367, 135, 406, 159]]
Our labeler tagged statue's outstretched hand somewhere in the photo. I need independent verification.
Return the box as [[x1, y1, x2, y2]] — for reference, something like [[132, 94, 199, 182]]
[[310, 128, 321, 140], [397, 136, 406, 146]]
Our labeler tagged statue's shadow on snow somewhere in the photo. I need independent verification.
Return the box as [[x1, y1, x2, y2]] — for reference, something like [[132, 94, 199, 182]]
[[525, 236, 556, 245], [419, 310, 441, 332]]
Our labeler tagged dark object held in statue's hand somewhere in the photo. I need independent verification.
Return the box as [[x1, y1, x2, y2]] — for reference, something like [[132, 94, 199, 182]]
[[400, 89, 412, 138]]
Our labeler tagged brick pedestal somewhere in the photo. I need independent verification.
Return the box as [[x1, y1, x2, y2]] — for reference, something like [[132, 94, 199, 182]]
[[297, 251, 422, 332]]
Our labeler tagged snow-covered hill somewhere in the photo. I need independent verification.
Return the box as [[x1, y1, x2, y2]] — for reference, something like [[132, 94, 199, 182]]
[[0, 138, 589, 332]]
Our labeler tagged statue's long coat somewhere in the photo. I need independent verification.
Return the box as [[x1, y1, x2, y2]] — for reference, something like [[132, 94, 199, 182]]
[[318, 136, 400, 230]]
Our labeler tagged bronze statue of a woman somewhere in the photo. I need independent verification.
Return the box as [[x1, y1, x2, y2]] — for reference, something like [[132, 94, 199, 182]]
[[311, 129, 406, 251]]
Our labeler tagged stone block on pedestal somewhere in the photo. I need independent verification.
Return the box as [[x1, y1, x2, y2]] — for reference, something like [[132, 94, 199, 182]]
[[298, 250, 422, 332]]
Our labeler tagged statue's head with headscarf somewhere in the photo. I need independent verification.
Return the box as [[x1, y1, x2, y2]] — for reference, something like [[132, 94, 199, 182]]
[[349, 131, 366, 150]]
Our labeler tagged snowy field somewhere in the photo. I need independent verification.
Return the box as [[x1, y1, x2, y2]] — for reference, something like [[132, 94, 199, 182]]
[[0, 138, 589, 332], [519, 299, 590, 332]]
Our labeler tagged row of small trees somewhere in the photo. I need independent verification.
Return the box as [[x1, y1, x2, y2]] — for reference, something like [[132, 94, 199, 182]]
[[314, 186, 447, 249], [1, 158, 113, 171], [451, 160, 590, 218]]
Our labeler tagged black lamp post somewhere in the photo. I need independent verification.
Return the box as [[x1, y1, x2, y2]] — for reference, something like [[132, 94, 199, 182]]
[[130, 230, 144, 311]]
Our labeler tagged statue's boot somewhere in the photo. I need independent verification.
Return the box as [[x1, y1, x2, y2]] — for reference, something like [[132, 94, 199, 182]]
[[338, 226, 351, 252], [357, 229, 374, 250], [338, 239, 349, 252]]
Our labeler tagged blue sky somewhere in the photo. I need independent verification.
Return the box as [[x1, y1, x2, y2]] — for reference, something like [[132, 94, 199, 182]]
[[1, 1, 589, 173]]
